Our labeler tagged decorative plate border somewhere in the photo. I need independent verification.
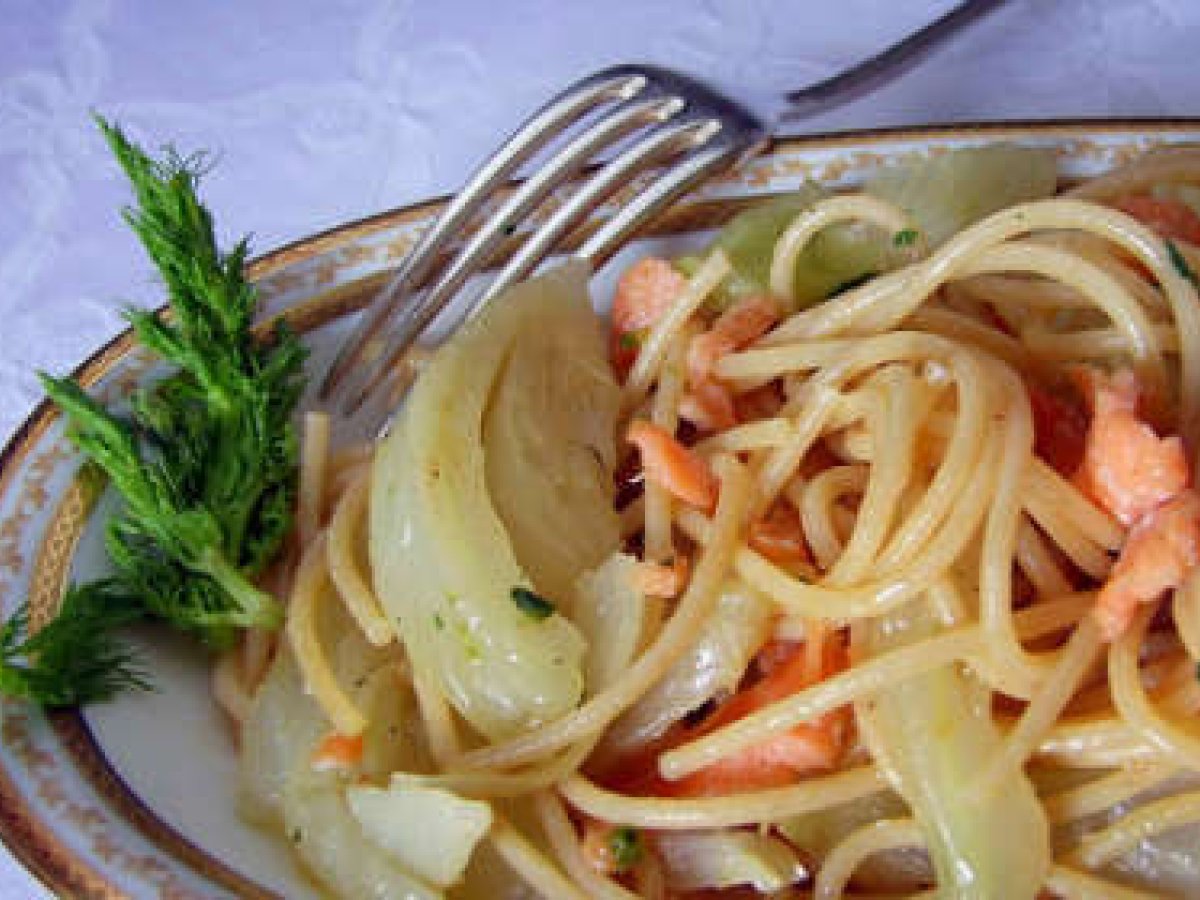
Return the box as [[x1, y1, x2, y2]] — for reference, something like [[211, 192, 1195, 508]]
[[1, 120, 1198, 898]]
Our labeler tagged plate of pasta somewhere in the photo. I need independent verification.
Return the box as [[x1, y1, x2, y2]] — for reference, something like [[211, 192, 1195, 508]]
[[4, 120, 1200, 900]]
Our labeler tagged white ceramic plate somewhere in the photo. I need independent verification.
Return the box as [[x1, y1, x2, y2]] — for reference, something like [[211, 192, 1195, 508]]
[[2, 121, 1199, 899]]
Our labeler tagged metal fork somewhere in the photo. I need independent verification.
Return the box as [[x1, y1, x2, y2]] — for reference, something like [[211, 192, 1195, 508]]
[[321, 0, 1006, 415]]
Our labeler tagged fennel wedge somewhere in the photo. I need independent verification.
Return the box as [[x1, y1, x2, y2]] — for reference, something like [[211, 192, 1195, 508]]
[[239, 599, 437, 899], [370, 261, 621, 741], [865, 144, 1058, 247], [857, 600, 1051, 899]]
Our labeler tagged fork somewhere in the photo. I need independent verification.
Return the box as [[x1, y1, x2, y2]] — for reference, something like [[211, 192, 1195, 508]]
[[321, 0, 1006, 416]]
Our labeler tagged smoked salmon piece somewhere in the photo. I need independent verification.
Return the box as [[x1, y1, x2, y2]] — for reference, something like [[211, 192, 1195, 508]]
[[1072, 368, 1188, 526], [1095, 490, 1200, 641], [610, 258, 687, 379]]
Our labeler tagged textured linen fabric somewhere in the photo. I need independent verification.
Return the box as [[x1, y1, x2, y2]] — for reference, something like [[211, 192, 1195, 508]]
[[1, 0, 1198, 895]]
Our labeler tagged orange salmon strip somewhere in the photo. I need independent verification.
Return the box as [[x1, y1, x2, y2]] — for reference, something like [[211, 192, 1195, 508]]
[[1073, 368, 1188, 527], [1069, 368, 1200, 640], [626, 420, 718, 510], [1114, 194, 1200, 247], [687, 294, 781, 387], [610, 258, 687, 379], [661, 640, 848, 798], [310, 731, 364, 772], [1095, 490, 1200, 641]]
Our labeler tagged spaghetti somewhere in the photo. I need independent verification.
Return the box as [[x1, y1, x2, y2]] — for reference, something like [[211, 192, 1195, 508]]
[[228, 144, 1200, 898]]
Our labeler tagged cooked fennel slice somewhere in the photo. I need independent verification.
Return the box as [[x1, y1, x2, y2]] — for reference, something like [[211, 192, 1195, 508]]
[[483, 268, 621, 604], [654, 830, 807, 893], [347, 780, 492, 889], [866, 143, 1057, 247], [239, 603, 437, 899], [571, 553, 648, 696], [371, 261, 620, 741], [602, 579, 773, 754], [860, 601, 1050, 899]]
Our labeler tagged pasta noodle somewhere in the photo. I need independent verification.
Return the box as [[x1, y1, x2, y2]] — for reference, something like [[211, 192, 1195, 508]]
[[813, 819, 925, 900], [296, 410, 331, 550], [558, 765, 887, 830], [284, 533, 368, 737], [227, 144, 1200, 898], [325, 472, 393, 646], [1077, 789, 1200, 868], [487, 816, 592, 900]]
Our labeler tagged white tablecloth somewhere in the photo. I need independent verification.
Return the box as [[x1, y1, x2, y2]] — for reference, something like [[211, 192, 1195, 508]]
[[1, 0, 1198, 895]]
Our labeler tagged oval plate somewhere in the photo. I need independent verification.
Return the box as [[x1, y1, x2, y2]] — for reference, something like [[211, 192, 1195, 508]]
[[1, 121, 1198, 899]]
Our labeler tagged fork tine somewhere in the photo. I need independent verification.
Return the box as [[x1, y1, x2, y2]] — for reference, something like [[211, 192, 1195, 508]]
[[340, 116, 733, 415], [322, 0, 993, 420], [330, 95, 689, 411], [346, 132, 736, 424], [318, 69, 650, 400], [578, 136, 759, 268], [477, 120, 733, 306]]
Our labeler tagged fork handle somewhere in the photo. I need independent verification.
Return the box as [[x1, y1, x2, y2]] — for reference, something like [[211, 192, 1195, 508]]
[[776, 0, 1008, 126]]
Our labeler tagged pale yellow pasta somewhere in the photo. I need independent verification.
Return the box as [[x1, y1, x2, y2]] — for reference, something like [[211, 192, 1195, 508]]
[[1044, 761, 1180, 824], [297, 411, 331, 549], [558, 765, 886, 829], [1173, 568, 1200, 661], [624, 249, 731, 406], [1045, 864, 1162, 900], [325, 472, 393, 646], [410, 664, 462, 766], [1037, 716, 1160, 768], [800, 464, 868, 571], [657, 627, 983, 781], [488, 816, 591, 900], [693, 417, 793, 455], [1078, 789, 1200, 868], [769, 194, 915, 300], [1110, 607, 1200, 772], [284, 533, 367, 737], [813, 819, 925, 900], [974, 617, 1103, 800], [644, 322, 697, 563], [211, 648, 253, 726], [391, 740, 592, 799], [535, 791, 641, 900], [230, 147, 1200, 900], [1015, 518, 1074, 598]]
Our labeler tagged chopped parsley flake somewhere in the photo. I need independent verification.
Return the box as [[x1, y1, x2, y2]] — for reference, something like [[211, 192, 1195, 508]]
[[1167, 240, 1198, 286], [453, 619, 483, 661], [511, 587, 555, 620], [893, 228, 919, 247], [433, 613, 445, 631], [609, 826, 643, 872]]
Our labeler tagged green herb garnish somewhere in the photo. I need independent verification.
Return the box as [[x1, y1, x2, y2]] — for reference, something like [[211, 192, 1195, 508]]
[[47, 117, 305, 646], [1167, 239, 1198, 286], [609, 826, 643, 872], [0, 584, 148, 707], [511, 587, 555, 620], [1, 117, 307, 706], [893, 228, 919, 247]]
